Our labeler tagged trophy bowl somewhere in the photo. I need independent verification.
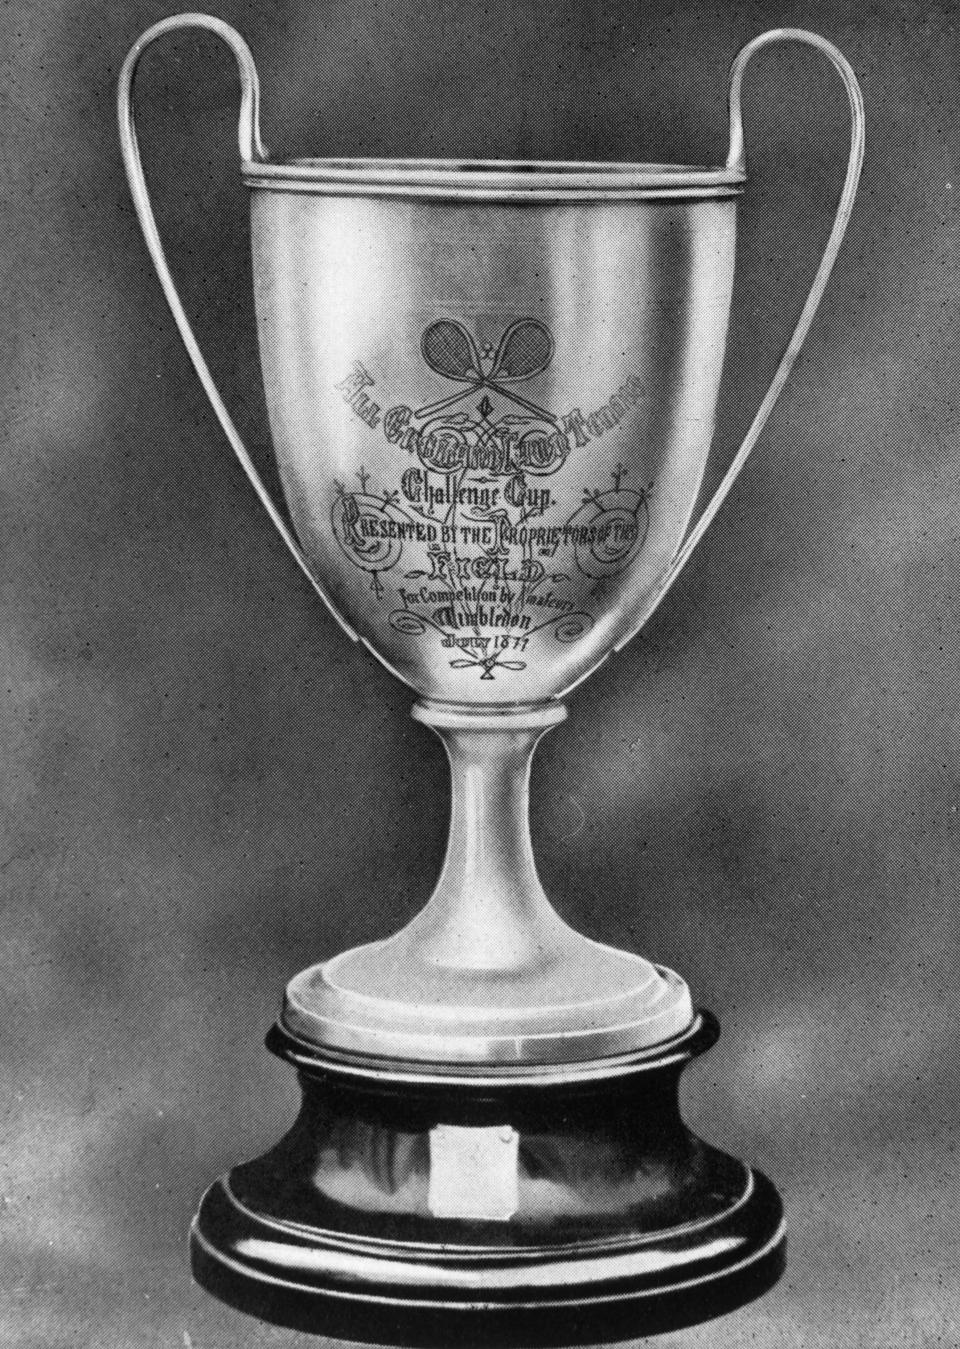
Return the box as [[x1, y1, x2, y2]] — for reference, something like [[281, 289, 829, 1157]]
[[120, 15, 863, 1345], [254, 177, 734, 704]]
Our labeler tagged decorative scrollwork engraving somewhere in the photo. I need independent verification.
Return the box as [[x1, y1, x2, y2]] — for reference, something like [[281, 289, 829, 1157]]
[[565, 465, 651, 583], [331, 469, 410, 598], [330, 328, 654, 679]]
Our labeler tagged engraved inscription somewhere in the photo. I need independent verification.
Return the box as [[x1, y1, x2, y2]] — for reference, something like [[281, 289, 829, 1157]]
[[329, 319, 653, 680]]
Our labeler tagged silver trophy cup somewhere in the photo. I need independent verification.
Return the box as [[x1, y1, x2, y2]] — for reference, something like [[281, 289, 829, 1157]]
[[120, 16, 863, 1344]]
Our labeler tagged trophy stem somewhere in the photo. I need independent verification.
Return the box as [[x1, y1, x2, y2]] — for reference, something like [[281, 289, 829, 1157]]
[[280, 700, 693, 1063], [406, 701, 572, 973]]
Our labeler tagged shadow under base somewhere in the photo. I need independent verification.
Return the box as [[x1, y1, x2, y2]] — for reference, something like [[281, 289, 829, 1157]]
[[190, 1012, 784, 1346]]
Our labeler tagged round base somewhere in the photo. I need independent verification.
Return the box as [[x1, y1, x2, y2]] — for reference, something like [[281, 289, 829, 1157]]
[[190, 1013, 785, 1345]]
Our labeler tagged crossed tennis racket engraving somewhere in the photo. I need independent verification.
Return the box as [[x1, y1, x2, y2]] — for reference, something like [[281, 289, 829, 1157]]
[[416, 318, 557, 423]]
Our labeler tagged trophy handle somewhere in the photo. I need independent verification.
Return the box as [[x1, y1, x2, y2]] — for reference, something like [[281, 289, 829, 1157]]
[[117, 14, 358, 642], [613, 29, 864, 656]]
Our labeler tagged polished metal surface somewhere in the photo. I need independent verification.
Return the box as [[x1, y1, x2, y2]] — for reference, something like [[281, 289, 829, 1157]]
[[119, 17, 864, 1064], [242, 157, 745, 200], [282, 700, 692, 1061], [253, 189, 736, 702]]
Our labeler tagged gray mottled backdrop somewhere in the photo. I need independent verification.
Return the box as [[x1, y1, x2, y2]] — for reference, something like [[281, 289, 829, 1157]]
[[2, 1, 958, 1345]]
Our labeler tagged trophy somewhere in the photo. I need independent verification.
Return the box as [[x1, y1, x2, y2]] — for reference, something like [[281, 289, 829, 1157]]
[[119, 16, 863, 1345]]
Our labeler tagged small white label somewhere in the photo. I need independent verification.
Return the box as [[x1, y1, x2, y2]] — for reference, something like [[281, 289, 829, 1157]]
[[428, 1123, 519, 1221]]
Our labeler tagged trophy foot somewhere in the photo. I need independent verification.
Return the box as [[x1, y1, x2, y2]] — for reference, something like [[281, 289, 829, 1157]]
[[190, 1012, 785, 1345], [281, 700, 694, 1065], [282, 945, 694, 1064]]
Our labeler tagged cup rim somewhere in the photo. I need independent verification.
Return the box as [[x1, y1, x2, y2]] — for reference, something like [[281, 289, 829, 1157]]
[[242, 156, 745, 201]]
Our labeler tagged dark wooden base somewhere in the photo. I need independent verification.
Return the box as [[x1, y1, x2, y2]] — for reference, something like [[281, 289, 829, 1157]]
[[190, 1013, 785, 1345]]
